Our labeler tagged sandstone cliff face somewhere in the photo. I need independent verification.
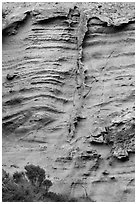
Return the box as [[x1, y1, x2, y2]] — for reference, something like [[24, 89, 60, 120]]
[[2, 2, 135, 202]]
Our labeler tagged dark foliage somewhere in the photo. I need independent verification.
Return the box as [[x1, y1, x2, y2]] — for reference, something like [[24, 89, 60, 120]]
[[25, 164, 46, 187], [13, 171, 25, 183], [2, 164, 77, 202]]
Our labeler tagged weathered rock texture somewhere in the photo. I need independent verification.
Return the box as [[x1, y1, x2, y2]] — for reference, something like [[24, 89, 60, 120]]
[[2, 2, 135, 202]]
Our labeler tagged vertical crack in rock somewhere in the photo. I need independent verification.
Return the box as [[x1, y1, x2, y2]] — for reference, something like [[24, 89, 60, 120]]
[[67, 9, 88, 141], [2, 2, 135, 202]]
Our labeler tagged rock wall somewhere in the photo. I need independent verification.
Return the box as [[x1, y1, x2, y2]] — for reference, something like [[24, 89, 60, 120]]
[[2, 2, 135, 202]]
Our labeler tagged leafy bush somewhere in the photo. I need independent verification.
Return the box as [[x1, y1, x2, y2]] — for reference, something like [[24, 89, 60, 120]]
[[13, 171, 25, 183], [2, 173, 33, 202], [42, 178, 53, 192], [2, 164, 77, 202], [25, 164, 46, 187], [2, 169, 9, 182]]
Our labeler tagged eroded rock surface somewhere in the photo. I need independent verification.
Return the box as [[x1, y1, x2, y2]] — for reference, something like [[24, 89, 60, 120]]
[[2, 2, 135, 202]]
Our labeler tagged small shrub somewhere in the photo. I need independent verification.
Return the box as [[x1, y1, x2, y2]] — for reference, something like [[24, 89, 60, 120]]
[[13, 171, 25, 183], [2, 172, 33, 202], [43, 178, 53, 192], [25, 164, 45, 187], [2, 169, 9, 183], [2, 164, 77, 202]]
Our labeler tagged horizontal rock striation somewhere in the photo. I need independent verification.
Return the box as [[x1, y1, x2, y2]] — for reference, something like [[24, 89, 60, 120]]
[[78, 14, 135, 158], [2, 2, 135, 202], [3, 7, 80, 143]]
